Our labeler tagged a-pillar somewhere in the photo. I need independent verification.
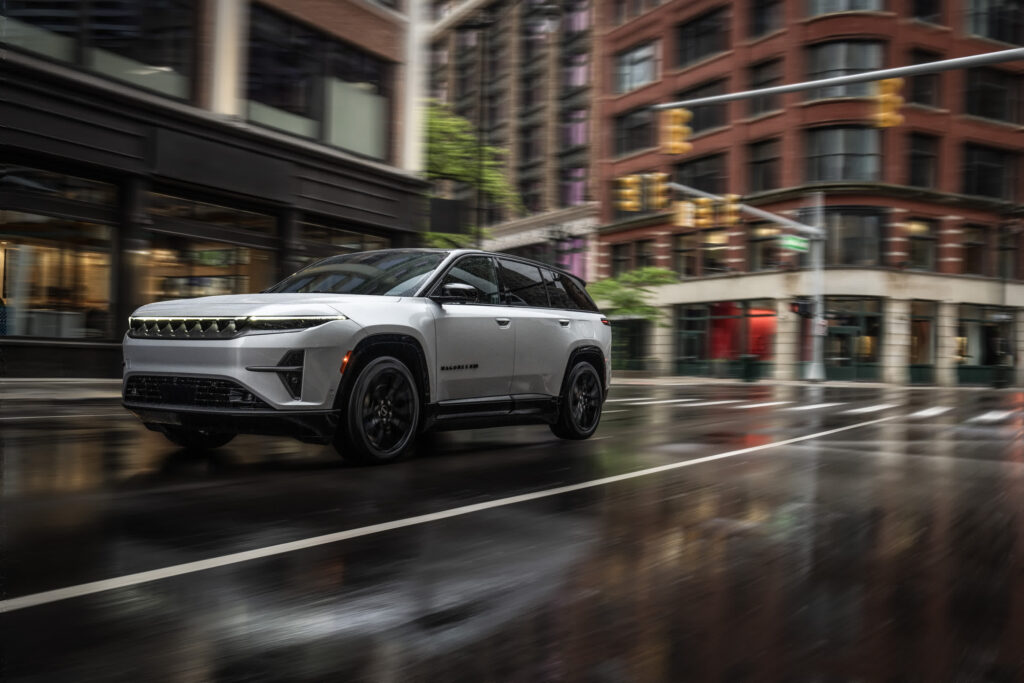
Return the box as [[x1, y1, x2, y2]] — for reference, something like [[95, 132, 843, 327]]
[[882, 298, 910, 384], [935, 301, 959, 387], [773, 298, 799, 380]]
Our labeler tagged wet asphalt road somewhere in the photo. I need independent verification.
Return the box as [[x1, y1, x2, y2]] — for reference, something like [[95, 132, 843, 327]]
[[3, 383, 1024, 681]]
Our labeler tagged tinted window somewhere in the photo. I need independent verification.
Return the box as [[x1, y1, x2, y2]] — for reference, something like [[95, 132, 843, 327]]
[[559, 273, 600, 312], [435, 256, 500, 304], [268, 250, 445, 296], [543, 269, 574, 309], [498, 259, 549, 307]]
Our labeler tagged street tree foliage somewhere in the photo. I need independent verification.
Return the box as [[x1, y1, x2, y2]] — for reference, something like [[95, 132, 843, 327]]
[[587, 267, 677, 324], [425, 100, 520, 211]]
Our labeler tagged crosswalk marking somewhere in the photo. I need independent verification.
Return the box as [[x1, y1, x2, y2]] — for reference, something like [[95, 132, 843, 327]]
[[786, 403, 845, 412], [842, 404, 897, 415], [969, 410, 1018, 423], [732, 401, 793, 409], [908, 406, 952, 419]]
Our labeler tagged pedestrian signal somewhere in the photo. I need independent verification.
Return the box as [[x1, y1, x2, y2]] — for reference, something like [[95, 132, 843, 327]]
[[661, 108, 693, 155], [790, 298, 815, 318], [874, 78, 904, 128], [615, 175, 641, 212]]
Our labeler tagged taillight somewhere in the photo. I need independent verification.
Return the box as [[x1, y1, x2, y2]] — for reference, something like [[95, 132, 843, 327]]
[[601, 318, 611, 326]]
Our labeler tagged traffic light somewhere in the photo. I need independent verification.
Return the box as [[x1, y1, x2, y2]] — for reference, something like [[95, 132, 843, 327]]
[[790, 298, 815, 318], [874, 78, 904, 128], [615, 175, 641, 212], [646, 172, 671, 210], [661, 108, 693, 155], [721, 194, 742, 225], [693, 197, 714, 228], [674, 200, 695, 228]]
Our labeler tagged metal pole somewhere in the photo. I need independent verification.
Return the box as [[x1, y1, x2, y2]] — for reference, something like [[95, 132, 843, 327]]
[[655, 47, 1024, 110], [475, 26, 487, 248], [808, 191, 826, 383], [668, 181, 822, 236]]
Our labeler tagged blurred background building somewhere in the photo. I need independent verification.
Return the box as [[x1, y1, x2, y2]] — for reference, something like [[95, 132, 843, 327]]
[[0, 0, 427, 376], [429, 0, 600, 279], [596, 0, 1024, 386]]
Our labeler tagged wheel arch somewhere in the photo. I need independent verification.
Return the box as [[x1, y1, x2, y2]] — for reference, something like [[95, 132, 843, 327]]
[[334, 333, 432, 412], [561, 345, 608, 399]]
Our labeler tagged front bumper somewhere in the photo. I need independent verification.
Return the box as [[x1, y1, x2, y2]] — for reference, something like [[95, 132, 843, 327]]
[[124, 403, 340, 444]]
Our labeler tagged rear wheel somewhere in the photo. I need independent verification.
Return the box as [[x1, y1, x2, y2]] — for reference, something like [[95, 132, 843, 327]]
[[335, 356, 420, 464], [160, 426, 235, 450], [551, 361, 603, 440]]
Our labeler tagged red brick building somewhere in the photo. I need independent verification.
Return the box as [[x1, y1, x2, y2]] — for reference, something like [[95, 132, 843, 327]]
[[592, 0, 1024, 385]]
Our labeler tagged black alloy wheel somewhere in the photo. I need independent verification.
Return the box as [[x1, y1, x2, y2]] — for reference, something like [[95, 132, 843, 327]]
[[338, 356, 420, 464], [551, 361, 603, 440]]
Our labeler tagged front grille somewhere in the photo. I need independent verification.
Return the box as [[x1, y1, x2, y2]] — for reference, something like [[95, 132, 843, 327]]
[[128, 317, 249, 339], [124, 376, 269, 410]]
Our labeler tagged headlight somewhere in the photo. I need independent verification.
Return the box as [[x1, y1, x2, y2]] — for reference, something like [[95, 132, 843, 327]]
[[246, 315, 347, 331]]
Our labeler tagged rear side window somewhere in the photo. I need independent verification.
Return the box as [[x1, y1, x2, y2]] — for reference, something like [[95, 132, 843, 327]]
[[559, 273, 600, 312], [497, 258, 550, 307], [543, 269, 574, 310]]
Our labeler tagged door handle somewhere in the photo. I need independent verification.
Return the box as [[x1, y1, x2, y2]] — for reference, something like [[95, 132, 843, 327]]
[[558, 319, 570, 327], [496, 318, 511, 328]]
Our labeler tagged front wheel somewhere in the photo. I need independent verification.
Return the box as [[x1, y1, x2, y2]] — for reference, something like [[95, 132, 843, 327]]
[[160, 426, 235, 450], [550, 361, 603, 440], [335, 356, 420, 464]]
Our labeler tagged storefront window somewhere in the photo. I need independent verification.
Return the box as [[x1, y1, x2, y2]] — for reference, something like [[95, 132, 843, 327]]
[[142, 235, 277, 301], [956, 305, 1014, 367], [803, 296, 883, 380], [674, 300, 777, 376], [296, 223, 391, 265], [910, 301, 936, 386], [0, 211, 111, 338]]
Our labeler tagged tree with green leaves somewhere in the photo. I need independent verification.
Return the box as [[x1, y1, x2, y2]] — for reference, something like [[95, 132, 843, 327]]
[[424, 101, 520, 247], [587, 267, 677, 325]]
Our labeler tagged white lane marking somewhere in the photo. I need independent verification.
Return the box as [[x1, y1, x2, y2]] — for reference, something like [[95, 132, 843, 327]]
[[626, 398, 700, 406], [0, 416, 895, 614], [732, 401, 793, 409], [602, 410, 628, 414], [786, 403, 846, 412], [842, 404, 897, 415], [679, 400, 744, 408], [970, 410, 1018, 423], [0, 412, 126, 422], [908, 406, 952, 419], [605, 397, 656, 403]]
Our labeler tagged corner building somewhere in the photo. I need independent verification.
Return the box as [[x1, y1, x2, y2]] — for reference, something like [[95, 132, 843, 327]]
[[595, 0, 1024, 384], [0, 0, 428, 377]]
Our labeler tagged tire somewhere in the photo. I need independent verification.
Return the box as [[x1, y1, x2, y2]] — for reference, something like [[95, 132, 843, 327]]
[[160, 426, 235, 450], [335, 356, 420, 464], [551, 361, 603, 440]]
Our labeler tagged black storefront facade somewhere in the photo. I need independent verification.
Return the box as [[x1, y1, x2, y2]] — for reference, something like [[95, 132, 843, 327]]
[[1, 57, 427, 378]]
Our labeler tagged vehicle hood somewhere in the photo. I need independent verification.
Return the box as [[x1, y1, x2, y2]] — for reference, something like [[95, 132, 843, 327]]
[[131, 293, 400, 318]]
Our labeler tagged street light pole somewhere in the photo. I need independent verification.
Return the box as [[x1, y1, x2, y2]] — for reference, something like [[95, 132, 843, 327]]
[[807, 191, 826, 382]]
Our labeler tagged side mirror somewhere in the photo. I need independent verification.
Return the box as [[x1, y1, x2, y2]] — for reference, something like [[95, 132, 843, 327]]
[[431, 282, 478, 304]]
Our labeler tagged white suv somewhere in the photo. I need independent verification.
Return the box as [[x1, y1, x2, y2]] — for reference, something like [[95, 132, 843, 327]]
[[122, 249, 612, 464]]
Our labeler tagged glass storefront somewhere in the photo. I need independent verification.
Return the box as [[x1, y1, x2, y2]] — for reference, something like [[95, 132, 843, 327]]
[[674, 300, 777, 378], [956, 304, 1015, 385], [0, 211, 112, 338], [801, 297, 882, 381], [141, 236, 277, 301]]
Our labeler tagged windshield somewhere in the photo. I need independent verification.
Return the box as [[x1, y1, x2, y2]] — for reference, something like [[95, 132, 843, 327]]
[[267, 251, 447, 296]]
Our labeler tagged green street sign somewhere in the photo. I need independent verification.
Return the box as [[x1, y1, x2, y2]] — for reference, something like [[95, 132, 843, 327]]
[[779, 235, 809, 253]]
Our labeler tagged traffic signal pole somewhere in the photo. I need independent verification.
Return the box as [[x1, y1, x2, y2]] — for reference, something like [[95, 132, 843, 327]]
[[669, 181, 827, 382]]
